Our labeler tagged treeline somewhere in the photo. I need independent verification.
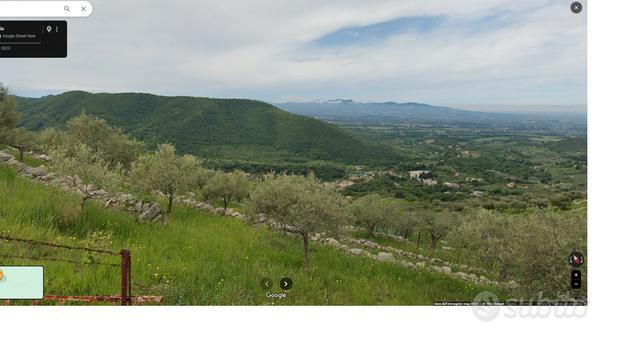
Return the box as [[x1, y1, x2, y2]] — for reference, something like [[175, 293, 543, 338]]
[[346, 174, 586, 212], [14, 89, 407, 168], [205, 159, 346, 181], [352, 192, 586, 297]]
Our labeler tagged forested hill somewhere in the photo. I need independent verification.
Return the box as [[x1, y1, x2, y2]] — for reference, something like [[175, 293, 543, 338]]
[[15, 91, 404, 165]]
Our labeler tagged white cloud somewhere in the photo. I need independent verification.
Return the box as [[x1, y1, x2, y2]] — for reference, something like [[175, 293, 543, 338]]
[[0, 0, 586, 105]]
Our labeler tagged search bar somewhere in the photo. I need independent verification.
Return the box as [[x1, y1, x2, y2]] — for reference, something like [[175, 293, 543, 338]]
[[0, 1, 92, 17]]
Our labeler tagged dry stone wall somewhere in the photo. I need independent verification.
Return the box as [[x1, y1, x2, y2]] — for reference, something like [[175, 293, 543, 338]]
[[1, 149, 518, 290], [0, 150, 163, 222]]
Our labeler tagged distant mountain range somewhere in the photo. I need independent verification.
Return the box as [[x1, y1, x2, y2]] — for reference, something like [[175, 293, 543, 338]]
[[275, 100, 587, 124], [14, 91, 404, 165]]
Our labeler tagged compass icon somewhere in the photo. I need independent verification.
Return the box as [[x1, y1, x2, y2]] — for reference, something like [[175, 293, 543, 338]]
[[568, 251, 584, 267]]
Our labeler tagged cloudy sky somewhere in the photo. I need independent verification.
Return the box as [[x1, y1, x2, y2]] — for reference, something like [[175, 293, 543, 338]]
[[1, 0, 587, 106]]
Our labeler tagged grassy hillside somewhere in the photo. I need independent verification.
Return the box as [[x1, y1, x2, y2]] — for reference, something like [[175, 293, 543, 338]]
[[15, 91, 403, 166], [0, 163, 491, 305]]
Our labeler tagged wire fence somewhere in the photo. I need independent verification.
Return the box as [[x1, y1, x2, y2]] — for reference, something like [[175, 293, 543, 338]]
[[0, 234, 163, 305], [0, 234, 117, 254], [0, 253, 120, 267]]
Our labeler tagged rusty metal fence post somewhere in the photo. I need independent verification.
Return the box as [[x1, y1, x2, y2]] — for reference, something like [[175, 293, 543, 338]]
[[1, 236, 164, 305], [120, 249, 131, 305]]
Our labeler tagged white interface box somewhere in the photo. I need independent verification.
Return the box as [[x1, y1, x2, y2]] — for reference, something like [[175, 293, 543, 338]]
[[0, 266, 44, 300]]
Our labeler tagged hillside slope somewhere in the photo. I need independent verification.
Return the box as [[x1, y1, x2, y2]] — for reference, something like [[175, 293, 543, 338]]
[[15, 91, 403, 165], [0, 162, 490, 305]]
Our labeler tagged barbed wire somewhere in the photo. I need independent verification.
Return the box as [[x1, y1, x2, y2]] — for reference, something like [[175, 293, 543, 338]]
[[0, 253, 120, 267], [0, 235, 164, 304], [0, 235, 118, 255]]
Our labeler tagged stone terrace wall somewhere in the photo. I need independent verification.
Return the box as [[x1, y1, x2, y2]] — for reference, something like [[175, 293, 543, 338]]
[[0, 150, 163, 222], [1, 149, 517, 290]]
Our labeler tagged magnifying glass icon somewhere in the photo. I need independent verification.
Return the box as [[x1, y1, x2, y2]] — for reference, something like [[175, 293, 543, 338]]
[[64, 5, 70, 12]]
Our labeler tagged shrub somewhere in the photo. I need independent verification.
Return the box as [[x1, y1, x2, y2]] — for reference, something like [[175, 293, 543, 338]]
[[56, 202, 82, 229]]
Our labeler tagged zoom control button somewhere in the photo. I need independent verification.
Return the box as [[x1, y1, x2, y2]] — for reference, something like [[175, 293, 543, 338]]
[[570, 270, 581, 289]]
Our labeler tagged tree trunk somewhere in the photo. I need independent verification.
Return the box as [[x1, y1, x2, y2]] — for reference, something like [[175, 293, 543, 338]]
[[167, 191, 174, 214], [403, 228, 412, 239], [223, 197, 228, 211], [302, 232, 310, 270], [416, 231, 421, 251], [367, 226, 375, 238], [430, 235, 438, 251], [80, 195, 88, 213]]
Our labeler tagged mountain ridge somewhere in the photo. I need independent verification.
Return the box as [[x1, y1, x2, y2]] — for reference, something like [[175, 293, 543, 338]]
[[14, 91, 405, 166], [274, 100, 586, 124]]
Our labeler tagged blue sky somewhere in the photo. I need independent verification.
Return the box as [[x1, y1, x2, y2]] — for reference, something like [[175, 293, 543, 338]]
[[311, 16, 444, 47], [0, 0, 587, 108]]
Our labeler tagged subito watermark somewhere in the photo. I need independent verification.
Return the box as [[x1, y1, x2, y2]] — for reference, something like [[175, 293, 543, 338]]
[[471, 291, 587, 321]]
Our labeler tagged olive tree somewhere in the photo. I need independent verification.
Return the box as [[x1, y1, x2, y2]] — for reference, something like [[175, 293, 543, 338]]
[[420, 211, 457, 251], [130, 143, 202, 215], [473, 210, 586, 299], [50, 143, 123, 212], [246, 174, 350, 269], [351, 194, 401, 237], [9, 128, 39, 152], [66, 113, 146, 168], [38, 127, 70, 151], [0, 84, 20, 144], [395, 208, 417, 239], [446, 218, 482, 263], [192, 166, 216, 191], [202, 170, 250, 211]]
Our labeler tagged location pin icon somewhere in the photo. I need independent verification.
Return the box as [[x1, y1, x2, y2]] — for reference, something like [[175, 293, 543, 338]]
[[46, 26, 52, 33]]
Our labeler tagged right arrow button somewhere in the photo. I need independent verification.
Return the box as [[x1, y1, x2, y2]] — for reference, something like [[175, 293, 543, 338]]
[[279, 277, 293, 290]]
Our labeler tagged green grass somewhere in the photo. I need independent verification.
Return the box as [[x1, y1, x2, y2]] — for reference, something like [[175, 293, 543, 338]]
[[345, 228, 491, 275], [0, 164, 494, 305], [0, 146, 46, 167], [203, 197, 243, 211]]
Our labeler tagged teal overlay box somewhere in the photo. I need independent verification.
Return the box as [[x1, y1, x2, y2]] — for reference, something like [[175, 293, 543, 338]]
[[0, 266, 44, 299]]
